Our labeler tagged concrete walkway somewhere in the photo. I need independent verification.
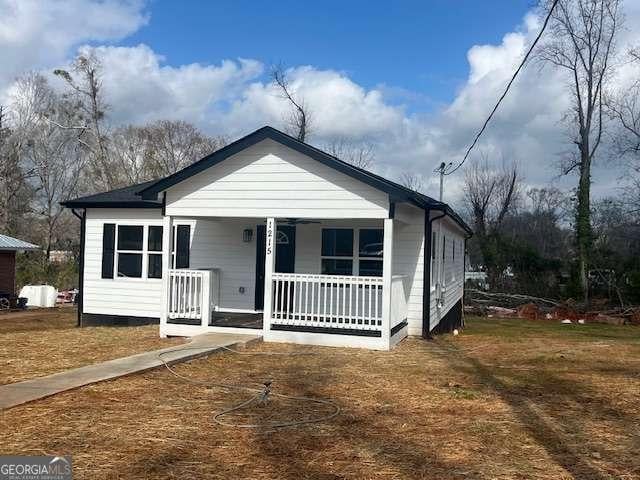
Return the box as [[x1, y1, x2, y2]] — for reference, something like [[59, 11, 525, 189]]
[[0, 332, 261, 410]]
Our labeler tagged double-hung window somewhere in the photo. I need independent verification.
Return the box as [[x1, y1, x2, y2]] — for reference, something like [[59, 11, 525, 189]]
[[116, 226, 144, 278], [358, 229, 383, 276], [102, 224, 164, 280], [321, 228, 384, 277], [147, 226, 163, 279], [321, 228, 353, 275]]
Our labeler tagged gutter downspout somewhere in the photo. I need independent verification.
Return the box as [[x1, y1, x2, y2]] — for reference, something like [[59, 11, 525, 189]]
[[71, 208, 86, 328], [423, 209, 447, 338]]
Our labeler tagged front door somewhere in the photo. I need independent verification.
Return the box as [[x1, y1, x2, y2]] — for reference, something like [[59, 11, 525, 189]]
[[255, 224, 296, 310]]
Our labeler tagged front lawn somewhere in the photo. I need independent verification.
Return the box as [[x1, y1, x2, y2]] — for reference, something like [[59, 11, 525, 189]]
[[0, 308, 183, 384], [1, 317, 639, 479]]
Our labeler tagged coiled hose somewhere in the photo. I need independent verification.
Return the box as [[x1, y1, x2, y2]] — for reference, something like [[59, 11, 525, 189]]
[[158, 346, 340, 430]]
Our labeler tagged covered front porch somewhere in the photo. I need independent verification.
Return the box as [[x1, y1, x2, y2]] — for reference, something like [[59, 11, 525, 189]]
[[159, 216, 410, 350]]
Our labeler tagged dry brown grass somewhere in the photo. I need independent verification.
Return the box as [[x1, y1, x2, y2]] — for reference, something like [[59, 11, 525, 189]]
[[1, 317, 639, 479], [0, 307, 183, 384]]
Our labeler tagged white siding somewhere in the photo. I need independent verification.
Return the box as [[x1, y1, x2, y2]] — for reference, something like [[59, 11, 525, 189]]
[[189, 218, 259, 312], [392, 205, 425, 336], [83, 208, 164, 318], [165, 139, 390, 219], [429, 215, 466, 331]]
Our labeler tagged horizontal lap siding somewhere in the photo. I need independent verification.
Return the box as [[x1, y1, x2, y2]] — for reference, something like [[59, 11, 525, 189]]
[[83, 209, 163, 318], [430, 216, 466, 331], [165, 139, 389, 219], [189, 218, 258, 311], [392, 205, 425, 336]]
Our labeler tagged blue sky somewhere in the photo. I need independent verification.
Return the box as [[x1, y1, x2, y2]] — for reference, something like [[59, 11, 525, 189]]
[[1, 0, 638, 200], [124, 0, 533, 108]]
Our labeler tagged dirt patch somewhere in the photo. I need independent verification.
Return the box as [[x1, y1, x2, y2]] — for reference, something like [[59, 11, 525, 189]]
[[0, 308, 184, 384], [1, 317, 639, 479]]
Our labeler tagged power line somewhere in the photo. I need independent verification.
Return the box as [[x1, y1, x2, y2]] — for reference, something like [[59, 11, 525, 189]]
[[444, 0, 560, 176]]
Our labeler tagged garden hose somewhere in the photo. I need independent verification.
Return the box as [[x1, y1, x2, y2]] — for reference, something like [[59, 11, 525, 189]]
[[157, 346, 340, 430]]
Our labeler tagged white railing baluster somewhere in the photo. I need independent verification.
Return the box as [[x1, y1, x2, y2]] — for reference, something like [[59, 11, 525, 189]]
[[166, 269, 219, 324], [269, 273, 384, 332]]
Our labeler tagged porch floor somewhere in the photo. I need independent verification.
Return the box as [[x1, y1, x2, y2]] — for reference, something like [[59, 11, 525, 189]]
[[210, 312, 263, 329]]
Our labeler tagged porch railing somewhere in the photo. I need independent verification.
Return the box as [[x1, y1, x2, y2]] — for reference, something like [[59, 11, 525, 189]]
[[271, 273, 384, 331], [390, 275, 408, 331], [168, 268, 220, 324]]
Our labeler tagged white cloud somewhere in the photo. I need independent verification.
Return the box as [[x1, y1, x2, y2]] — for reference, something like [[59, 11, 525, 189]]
[[1, 0, 639, 204], [78, 44, 264, 126], [0, 0, 148, 89]]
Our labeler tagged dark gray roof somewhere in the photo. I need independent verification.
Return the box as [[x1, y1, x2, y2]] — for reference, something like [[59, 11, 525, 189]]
[[61, 180, 162, 209], [0, 234, 38, 251], [61, 126, 472, 235]]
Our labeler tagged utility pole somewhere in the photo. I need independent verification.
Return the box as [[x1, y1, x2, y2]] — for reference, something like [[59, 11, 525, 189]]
[[437, 161, 446, 202]]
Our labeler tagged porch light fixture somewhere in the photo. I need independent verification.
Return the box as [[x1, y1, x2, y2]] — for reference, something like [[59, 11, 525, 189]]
[[243, 228, 253, 243]]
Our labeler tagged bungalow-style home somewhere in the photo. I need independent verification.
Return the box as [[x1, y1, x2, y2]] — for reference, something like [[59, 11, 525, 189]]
[[0, 234, 39, 304], [62, 126, 471, 350]]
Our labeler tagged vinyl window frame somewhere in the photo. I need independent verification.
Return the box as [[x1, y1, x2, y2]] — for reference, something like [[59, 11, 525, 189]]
[[320, 227, 384, 277], [111, 224, 163, 281]]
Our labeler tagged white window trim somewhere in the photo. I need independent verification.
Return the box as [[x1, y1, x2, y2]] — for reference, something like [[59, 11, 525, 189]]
[[320, 227, 383, 277], [112, 224, 163, 281]]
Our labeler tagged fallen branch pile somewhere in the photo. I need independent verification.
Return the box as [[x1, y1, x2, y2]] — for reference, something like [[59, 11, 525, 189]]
[[464, 288, 640, 325]]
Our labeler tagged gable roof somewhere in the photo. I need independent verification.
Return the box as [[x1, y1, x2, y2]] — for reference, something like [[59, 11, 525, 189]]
[[61, 180, 162, 209], [0, 234, 38, 251], [61, 126, 471, 235], [138, 126, 438, 206]]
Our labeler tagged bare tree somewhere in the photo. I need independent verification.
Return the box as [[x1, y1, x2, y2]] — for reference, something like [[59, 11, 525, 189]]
[[399, 172, 425, 192], [15, 74, 85, 259], [54, 51, 113, 190], [144, 120, 225, 177], [325, 138, 375, 170], [271, 64, 310, 142], [0, 105, 33, 234], [537, 0, 622, 301], [608, 49, 640, 214], [463, 160, 521, 289], [109, 125, 154, 186], [608, 85, 640, 157]]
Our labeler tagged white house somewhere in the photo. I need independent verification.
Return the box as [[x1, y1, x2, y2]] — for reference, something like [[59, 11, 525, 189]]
[[62, 126, 471, 350]]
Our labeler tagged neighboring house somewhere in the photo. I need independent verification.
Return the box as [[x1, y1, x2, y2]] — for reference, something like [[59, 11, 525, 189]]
[[62, 126, 471, 350], [0, 234, 39, 295]]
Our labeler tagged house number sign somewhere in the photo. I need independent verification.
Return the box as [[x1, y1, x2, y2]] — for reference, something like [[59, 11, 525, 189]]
[[266, 220, 274, 255]]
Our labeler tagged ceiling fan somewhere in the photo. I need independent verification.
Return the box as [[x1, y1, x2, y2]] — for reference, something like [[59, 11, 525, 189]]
[[282, 218, 321, 225]]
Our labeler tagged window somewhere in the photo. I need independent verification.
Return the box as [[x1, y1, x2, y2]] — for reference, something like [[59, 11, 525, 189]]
[[173, 224, 191, 269], [101, 224, 115, 279], [147, 226, 163, 279], [321, 229, 353, 275], [320, 228, 383, 277], [117, 226, 143, 278], [358, 229, 383, 277], [102, 225, 165, 280], [117, 225, 143, 251], [322, 229, 353, 257]]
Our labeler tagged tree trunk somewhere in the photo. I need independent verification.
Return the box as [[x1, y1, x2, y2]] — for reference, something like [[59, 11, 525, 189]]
[[575, 150, 592, 303]]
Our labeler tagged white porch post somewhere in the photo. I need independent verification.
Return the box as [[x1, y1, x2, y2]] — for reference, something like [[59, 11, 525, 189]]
[[262, 218, 276, 336], [381, 217, 394, 349], [160, 214, 173, 337]]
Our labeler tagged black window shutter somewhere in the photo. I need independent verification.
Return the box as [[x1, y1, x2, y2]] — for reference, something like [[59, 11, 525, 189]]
[[101, 224, 116, 278], [175, 225, 190, 268]]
